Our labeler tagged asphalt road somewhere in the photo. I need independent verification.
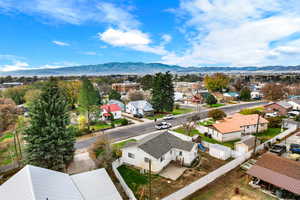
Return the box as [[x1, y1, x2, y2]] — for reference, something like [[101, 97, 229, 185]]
[[75, 101, 267, 149]]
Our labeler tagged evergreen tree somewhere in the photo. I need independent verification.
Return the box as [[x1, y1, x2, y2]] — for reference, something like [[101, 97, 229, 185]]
[[24, 80, 75, 171], [151, 72, 174, 112], [108, 89, 121, 101], [78, 77, 100, 131], [240, 87, 251, 101], [205, 94, 217, 105]]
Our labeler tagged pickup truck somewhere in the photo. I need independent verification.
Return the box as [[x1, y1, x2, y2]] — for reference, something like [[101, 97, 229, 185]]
[[270, 144, 286, 155]]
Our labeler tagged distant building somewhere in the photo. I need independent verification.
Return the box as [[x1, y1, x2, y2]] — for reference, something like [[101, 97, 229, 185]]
[[264, 101, 293, 116], [112, 82, 140, 93], [126, 100, 154, 116], [101, 104, 122, 120], [0, 82, 23, 88], [0, 165, 122, 200], [223, 92, 239, 101], [174, 82, 202, 93], [108, 99, 125, 111]]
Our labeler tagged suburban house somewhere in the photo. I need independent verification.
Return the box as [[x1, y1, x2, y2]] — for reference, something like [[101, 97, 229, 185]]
[[101, 104, 122, 120], [108, 99, 125, 111], [207, 113, 269, 142], [288, 99, 300, 111], [264, 101, 293, 116], [235, 135, 260, 153], [0, 165, 122, 200], [121, 131, 198, 173], [223, 92, 239, 101], [247, 153, 300, 199], [126, 100, 154, 116], [112, 82, 140, 94]]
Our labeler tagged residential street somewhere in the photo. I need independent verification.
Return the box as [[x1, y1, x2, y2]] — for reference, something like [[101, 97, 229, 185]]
[[75, 101, 267, 149]]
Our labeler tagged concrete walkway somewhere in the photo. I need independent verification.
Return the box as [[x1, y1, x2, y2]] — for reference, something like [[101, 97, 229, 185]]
[[67, 148, 96, 174]]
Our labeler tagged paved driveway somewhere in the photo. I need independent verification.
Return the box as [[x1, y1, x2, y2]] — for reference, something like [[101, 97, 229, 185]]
[[67, 149, 96, 174]]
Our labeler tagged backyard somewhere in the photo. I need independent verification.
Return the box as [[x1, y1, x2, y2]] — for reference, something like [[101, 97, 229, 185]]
[[147, 108, 193, 120], [118, 152, 229, 199], [0, 132, 18, 166], [173, 127, 238, 149], [185, 168, 276, 200]]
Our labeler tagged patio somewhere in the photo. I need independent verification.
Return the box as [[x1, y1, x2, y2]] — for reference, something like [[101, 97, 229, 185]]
[[159, 163, 187, 181]]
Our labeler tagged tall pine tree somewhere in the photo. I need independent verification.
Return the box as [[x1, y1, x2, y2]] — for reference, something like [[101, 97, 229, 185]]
[[151, 72, 174, 112], [24, 80, 75, 171], [78, 77, 100, 131]]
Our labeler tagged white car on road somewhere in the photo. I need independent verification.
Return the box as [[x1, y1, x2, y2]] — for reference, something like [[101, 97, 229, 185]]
[[155, 121, 172, 130], [163, 114, 175, 120]]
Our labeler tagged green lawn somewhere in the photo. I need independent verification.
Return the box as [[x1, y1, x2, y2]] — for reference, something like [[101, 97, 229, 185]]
[[90, 123, 111, 131], [254, 128, 282, 142], [118, 165, 148, 193], [147, 108, 193, 120], [112, 139, 137, 149], [198, 119, 215, 127], [173, 127, 238, 149], [208, 103, 225, 108], [239, 107, 264, 115]]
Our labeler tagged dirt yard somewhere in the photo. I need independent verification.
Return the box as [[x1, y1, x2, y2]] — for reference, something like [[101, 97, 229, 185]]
[[185, 167, 276, 200], [132, 152, 230, 199]]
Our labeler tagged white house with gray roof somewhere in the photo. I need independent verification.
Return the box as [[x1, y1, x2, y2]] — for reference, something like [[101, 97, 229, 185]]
[[121, 131, 198, 173], [126, 100, 154, 116]]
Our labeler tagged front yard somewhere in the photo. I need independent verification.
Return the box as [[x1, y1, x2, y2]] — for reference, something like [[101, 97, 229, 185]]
[[147, 108, 193, 120], [173, 127, 238, 149], [118, 152, 229, 199], [254, 128, 283, 143]]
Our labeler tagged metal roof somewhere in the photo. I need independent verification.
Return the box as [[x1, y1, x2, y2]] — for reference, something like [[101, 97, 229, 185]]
[[0, 165, 122, 200]]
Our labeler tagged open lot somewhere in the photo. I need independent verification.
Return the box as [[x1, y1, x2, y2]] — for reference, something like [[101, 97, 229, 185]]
[[185, 168, 276, 200], [118, 151, 229, 199]]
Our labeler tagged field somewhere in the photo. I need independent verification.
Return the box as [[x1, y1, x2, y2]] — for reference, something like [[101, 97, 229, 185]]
[[185, 168, 276, 200], [118, 152, 229, 199]]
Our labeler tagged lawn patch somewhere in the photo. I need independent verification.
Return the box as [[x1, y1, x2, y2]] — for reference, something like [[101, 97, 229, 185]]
[[147, 108, 193, 120], [255, 128, 282, 142], [113, 139, 137, 149], [118, 165, 148, 193], [208, 104, 225, 108], [198, 119, 215, 127]]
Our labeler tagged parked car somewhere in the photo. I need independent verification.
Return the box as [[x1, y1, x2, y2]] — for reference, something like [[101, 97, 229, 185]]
[[265, 112, 278, 118], [290, 143, 300, 154], [270, 144, 286, 155], [133, 113, 143, 118], [287, 111, 300, 118], [155, 121, 172, 130], [163, 114, 174, 120]]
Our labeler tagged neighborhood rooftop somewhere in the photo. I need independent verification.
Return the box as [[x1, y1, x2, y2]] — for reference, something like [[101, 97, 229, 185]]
[[0, 165, 122, 200], [124, 131, 195, 159], [247, 153, 300, 195], [213, 113, 268, 134]]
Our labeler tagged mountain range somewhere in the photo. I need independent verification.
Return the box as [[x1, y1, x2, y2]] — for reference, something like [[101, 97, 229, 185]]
[[1, 62, 300, 76]]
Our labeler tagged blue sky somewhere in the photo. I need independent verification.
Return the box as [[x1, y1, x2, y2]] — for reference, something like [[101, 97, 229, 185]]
[[0, 0, 300, 71]]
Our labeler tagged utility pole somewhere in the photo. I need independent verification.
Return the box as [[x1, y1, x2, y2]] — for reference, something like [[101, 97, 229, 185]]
[[253, 113, 260, 156], [148, 159, 152, 200]]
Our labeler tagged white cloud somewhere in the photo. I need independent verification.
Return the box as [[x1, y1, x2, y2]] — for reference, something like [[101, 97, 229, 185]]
[[163, 0, 300, 67], [52, 40, 70, 46], [162, 34, 172, 44], [99, 28, 168, 55], [82, 51, 97, 56], [1, 61, 29, 71]]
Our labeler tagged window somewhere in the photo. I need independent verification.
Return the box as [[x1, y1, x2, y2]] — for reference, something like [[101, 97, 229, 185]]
[[128, 153, 135, 159], [179, 151, 182, 156], [160, 156, 164, 162], [144, 157, 150, 163]]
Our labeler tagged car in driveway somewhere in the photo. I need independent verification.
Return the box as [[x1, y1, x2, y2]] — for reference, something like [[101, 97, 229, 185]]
[[270, 144, 286, 155], [133, 113, 143, 118], [163, 114, 174, 120], [155, 121, 172, 130], [265, 112, 278, 118]]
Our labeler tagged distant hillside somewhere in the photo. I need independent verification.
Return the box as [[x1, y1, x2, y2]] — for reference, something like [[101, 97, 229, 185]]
[[1, 62, 300, 76]]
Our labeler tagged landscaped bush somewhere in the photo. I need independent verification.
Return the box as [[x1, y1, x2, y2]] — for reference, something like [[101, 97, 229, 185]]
[[267, 117, 282, 128], [208, 109, 226, 120], [120, 118, 129, 126]]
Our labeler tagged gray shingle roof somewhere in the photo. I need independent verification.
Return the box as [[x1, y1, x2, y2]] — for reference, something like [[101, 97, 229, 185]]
[[137, 132, 195, 159], [129, 100, 154, 112]]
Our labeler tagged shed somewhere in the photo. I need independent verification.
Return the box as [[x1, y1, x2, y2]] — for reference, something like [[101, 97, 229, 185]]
[[209, 144, 231, 160]]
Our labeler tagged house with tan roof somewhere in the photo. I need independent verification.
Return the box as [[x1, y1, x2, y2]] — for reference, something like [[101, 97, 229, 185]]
[[207, 113, 269, 142], [247, 152, 300, 199]]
